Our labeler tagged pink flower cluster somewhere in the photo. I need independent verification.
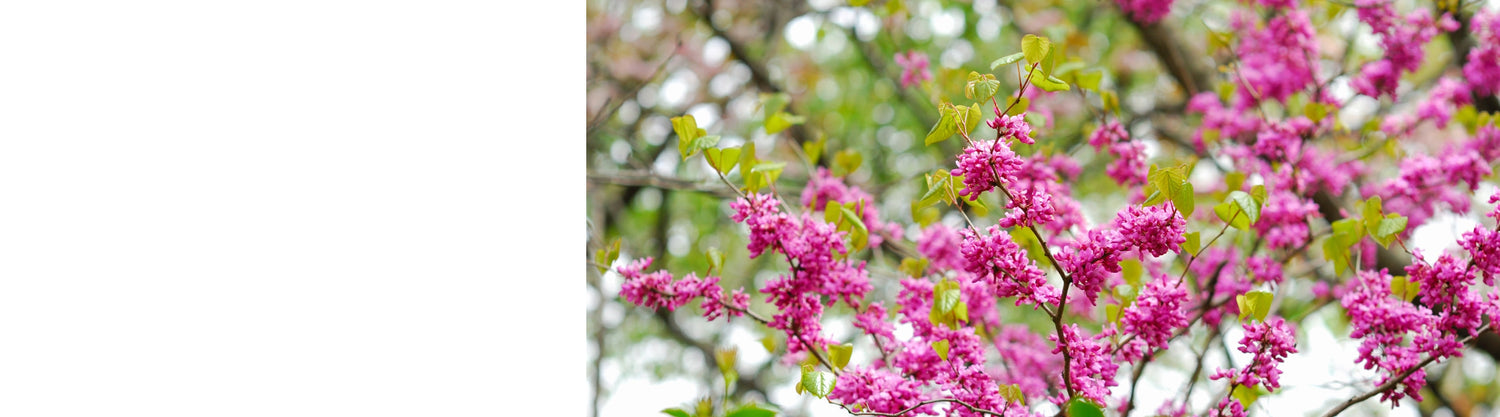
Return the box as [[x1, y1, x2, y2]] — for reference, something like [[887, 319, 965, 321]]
[[617, 257, 749, 321], [1339, 258, 1499, 406], [1122, 273, 1190, 349], [1231, 10, 1319, 103], [730, 193, 874, 353], [895, 50, 932, 89], [1049, 324, 1119, 404], [952, 140, 1025, 201], [961, 225, 1059, 308], [1114, 0, 1173, 24], [829, 366, 935, 416], [1414, 78, 1473, 130], [1464, 9, 1500, 96], [1055, 227, 1126, 306], [1350, 1, 1457, 99], [1087, 120, 1148, 187], [1365, 148, 1490, 229], [1113, 203, 1188, 257], [1254, 190, 1319, 250], [1209, 318, 1295, 417]]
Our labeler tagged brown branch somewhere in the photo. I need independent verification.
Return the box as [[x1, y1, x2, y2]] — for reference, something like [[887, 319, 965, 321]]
[[588, 170, 739, 198], [1127, 19, 1215, 97]]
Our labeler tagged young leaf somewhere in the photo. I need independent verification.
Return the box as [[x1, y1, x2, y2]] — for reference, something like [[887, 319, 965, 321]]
[[706, 247, 725, 275], [1237, 290, 1273, 322], [899, 257, 930, 278], [1065, 398, 1105, 417], [1029, 71, 1071, 92], [932, 339, 950, 361], [833, 149, 863, 177], [965, 71, 1002, 102], [662, 408, 692, 417], [925, 104, 959, 145], [765, 111, 805, 135], [1005, 97, 1031, 116], [998, 384, 1026, 405], [1224, 171, 1246, 193], [1226, 190, 1261, 225], [1183, 231, 1201, 256], [799, 366, 835, 398], [1021, 34, 1051, 65], [1232, 384, 1262, 407], [725, 405, 776, 417], [672, 115, 703, 157], [1105, 304, 1122, 324], [991, 52, 1025, 70], [1076, 69, 1103, 91], [802, 135, 826, 165], [827, 344, 853, 371]]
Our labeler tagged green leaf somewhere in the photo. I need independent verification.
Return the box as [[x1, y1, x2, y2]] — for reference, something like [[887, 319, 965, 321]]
[[935, 288, 960, 315], [833, 149, 863, 177], [802, 135, 826, 165], [706, 247, 725, 275], [965, 72, 1002, 102], [899, 257, 930, 278], [1390, 275, 1421, 302], [925, 104, 959, 145], [738, 142, 757, 173], [953, 104, 981, 138], [1065, 398, 1105, 417], [1029, 71, 1070, 92], [799, 365, 835, 398], [998, 384, 1026, 405], [1232, 384, 1262, 407], [932, 339, 950, 361], [1101, 90, 1119, 114], [1236, 290, 1273, 322], [1005, 97, 1030, 116], [827, 344, 853, 370], [1373, 214, 1408, 248], [1225, 172, 1246, 193], [595, 238, 621, 274], [1021, 34, 1051, 65], [672, 115, 704, 157], [1183, 232, 1201, 256], [1213, 200, 1249, 230], [725, 405, 776, 417], [761, 332, 776, 353], [824, 201, 843, 224], [1173, 182, 1196, 217], [1105, 304, 1122, 324], [1075, 70, 1103, 91], [706, 146, 743, 174], [1250, 184, 1268, 206], [990, 52, 1025, 70], [1120, 259, 1143, 286], [662, 408, 692, 417], [1360, 196, 1384, 234], [1226, 190, 1260, 224], [765, 111, 804, 135], [913, 206, 940, 227], [761, 93, 790, 117]]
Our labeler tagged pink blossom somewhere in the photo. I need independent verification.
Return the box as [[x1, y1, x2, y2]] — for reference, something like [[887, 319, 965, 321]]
[[918, 223, 967, 272], [894, 51, 932, 89], [952, 140, 1024, 201], [1232, 10, 1319, 103], [1088, 120, 1148, 186], [1123, 274, 1190, 349], [1465, 9, 1500, 95], [1049, 324, 1119, 404], [829, 367, 935, 416], [961, 226, 1059, 308], [1113, 203, 1188, 257], [1114, 0, 1173, 24]]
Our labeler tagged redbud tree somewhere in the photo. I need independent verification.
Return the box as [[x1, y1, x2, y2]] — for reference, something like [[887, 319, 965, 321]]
[[585, 0, 1500, 416]]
